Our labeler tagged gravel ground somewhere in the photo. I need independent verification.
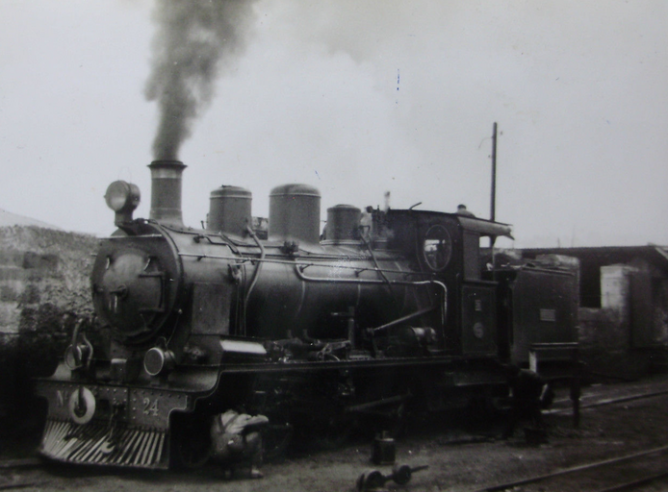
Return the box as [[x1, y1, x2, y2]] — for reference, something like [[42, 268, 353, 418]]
[[2, 374, 668, 492]]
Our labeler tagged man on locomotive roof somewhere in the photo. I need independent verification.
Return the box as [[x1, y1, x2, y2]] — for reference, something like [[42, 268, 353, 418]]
[[456, 204, 475, 217], [360, 206, 374, 240]]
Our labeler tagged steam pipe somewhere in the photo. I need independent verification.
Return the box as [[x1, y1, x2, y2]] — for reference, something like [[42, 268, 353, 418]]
[[242, 224, 265, 336], [369, 306, 436, 333]]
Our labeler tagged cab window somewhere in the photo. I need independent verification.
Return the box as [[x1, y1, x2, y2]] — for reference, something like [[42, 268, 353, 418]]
[[422, 224, 453, 271]]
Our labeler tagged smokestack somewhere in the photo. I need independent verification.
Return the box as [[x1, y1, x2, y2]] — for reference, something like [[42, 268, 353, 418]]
[[148, 160, 186, 226]]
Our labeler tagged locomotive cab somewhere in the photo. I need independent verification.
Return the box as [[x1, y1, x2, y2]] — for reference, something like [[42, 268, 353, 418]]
[[384, 210, 513, 357]]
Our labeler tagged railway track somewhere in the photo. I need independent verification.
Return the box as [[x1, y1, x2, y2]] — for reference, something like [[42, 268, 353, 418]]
[[0, 458, 44, 491], [0, 458, 41, 469], [547, 388, 668, 416], [472, 445, 668, 492]]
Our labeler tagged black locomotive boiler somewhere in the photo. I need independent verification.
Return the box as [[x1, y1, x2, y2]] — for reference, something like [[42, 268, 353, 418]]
[[35, 160, 578, 469]]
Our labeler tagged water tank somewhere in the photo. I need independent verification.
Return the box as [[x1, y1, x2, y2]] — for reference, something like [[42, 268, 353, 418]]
[[207, 185, 252, 236], [325, 204, 361, 242], [268, 184, 321, 244]]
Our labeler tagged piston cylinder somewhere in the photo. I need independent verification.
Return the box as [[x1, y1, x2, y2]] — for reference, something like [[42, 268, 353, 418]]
[[207, 185, 252, 237], [268, 184, 321, 244]]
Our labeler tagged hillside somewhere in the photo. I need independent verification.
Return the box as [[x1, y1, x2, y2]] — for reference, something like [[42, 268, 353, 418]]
[[0, 208, 60, 230]]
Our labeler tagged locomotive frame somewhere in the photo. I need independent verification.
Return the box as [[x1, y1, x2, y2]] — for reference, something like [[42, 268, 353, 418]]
[[35, 159, 578, 469]]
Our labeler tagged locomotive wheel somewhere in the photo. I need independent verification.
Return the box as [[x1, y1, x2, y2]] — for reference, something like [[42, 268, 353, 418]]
[[262, 421, 293, 462], [387, 401, 408, 438], [171, 415, 212, 469], [312, 415, 356, 450], [357, 469, 386, 491], [358, 400, 409, 440], [392, 464, 413, 485]]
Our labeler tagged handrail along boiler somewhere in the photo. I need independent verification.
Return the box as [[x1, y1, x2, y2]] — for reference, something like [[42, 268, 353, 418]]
[[35, 159, 578, 468]]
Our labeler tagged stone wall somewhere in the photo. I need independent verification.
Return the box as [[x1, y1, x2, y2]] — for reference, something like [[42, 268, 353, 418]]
[[0, 226, 99, 432]]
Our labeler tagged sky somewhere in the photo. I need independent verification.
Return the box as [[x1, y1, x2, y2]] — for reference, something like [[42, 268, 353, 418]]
[[0, 0, 667, 248]]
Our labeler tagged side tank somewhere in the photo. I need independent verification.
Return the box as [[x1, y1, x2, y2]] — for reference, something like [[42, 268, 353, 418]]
[[247, 185, 434, 340], [243, 244, 429, 340]]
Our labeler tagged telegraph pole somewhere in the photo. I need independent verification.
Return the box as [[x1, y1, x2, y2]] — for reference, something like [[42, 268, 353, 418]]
[[490, 122, 497, 222], [490, 122, 498, 249]]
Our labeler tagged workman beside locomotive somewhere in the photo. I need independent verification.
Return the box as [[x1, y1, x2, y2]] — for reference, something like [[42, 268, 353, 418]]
[[34, 159, 578, 471], [210, 409, 268, 479], [501, 365, 553, 442]]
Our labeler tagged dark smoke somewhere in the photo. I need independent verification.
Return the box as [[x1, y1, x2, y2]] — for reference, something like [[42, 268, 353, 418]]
[[145, 0, 256, 160]]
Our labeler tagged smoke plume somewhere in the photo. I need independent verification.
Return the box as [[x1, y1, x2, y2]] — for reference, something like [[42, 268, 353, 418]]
[[145, 0, 256, 160]]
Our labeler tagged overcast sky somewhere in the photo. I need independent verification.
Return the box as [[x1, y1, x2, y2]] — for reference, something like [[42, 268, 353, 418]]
[[1, 0, 667, 248]]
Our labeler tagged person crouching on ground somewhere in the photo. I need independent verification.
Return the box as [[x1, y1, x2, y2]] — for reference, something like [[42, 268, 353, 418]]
[[210, 409, 269, 479]]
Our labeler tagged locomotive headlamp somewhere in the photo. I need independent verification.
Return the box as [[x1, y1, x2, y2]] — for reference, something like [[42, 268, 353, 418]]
[[144, 346, 176, 377], [105, 180, 140, 225], [64, 343, 92, 370]]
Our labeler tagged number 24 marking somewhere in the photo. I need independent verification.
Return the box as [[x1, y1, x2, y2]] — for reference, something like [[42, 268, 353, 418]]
[[143, 397, 159, 416]]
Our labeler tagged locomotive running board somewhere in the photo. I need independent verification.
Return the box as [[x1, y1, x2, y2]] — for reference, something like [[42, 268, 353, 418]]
[[39, 419, 169, 469]]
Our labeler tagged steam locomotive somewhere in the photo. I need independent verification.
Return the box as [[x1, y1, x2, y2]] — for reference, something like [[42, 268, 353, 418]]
[[35, 160, 577, 469]]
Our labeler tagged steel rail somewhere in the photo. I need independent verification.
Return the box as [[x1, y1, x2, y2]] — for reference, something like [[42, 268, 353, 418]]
[[593, 471, 668, 492], [472, 444, 668, 492], [0, 459, 45, 491], [0, 481, 45, 491], [0, 459, 41, 470], [546, 389, 668, 415]]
